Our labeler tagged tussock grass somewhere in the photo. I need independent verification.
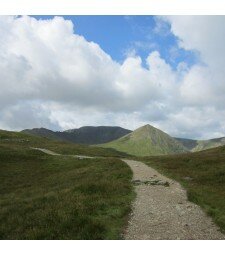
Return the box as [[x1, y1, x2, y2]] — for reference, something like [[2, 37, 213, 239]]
[[0, 131, 134, 239]]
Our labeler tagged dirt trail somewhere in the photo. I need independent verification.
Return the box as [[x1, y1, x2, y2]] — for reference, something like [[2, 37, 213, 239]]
[[123, 159, 225, 240], [29, 149, 225, 239], [31, 147, 94, 159]]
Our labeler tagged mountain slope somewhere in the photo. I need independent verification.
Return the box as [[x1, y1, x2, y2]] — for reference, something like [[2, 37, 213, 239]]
[[22, 127, 63, 140], [22, 126, 225, 152], [99, 124, 188, 156], [174, 137, 225, 152], [22, 126, 132, 145], [174, 137, 198, 150], [63, 126, 132, 144], [192, 137, 225, 152]]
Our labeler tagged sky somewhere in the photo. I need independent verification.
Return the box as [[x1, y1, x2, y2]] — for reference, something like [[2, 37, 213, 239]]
[[0, 15, 225, 139], [32, 16, 197, 68]]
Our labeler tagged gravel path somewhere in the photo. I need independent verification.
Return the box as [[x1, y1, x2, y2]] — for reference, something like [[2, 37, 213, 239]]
[[31, 147, 94, 159], [123, 159, 225, 240]]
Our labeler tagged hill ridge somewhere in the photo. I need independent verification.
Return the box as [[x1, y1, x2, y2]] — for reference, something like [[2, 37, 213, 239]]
[[22, 126, 132, 145], [99, 124, 188, 156], [22, 125, 225, 153]]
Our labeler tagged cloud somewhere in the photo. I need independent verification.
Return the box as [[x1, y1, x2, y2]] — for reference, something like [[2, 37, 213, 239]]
[[0, 16, 169, 130], [0, 15, 225, 139], [162, 16, 225, 107], [0, 101, 60, 131]]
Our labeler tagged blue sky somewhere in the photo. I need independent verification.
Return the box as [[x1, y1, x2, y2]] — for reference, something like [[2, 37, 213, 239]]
[[2, 16, 225, 139], [33, 15, 197, 69]]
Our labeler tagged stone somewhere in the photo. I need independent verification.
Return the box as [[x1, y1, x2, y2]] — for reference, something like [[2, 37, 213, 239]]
[[183, 176, 193, 181]]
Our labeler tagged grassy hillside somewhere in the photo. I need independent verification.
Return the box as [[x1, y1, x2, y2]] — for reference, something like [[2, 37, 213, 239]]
[[175, 137, 225, 152], [64, 126, 132, 144], [192, 137, 225, 152], [22, 128, 63, 141], [0, 131, 134, 239], [0, 129, 129, 158], [22, 126, 225, 153], [22, 126, 132, 145], [100, 124, 187, 157], [141, 146, 225, 233], [174, 137, 198, 150]]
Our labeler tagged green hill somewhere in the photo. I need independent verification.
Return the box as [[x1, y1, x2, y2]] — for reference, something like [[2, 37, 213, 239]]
[[99, 124, 188, 157]]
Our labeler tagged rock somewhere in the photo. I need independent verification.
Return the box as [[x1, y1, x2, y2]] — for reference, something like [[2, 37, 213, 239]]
[[183, 176, 193, 181], [132, 179, 170, 187]]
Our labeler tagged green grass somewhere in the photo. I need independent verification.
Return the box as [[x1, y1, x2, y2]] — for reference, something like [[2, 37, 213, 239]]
[[0, 131, 134, 239], [0, 129, 129, 158], [140, 146, 225, 233]]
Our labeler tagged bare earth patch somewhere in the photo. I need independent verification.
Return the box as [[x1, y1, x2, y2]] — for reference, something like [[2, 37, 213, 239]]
[[123, 160, 225, 240]]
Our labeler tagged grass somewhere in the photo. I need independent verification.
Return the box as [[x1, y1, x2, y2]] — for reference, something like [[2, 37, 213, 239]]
[[140, 145, 225, 233], [0, 131, 134, 239], [0, 129, 129, 158]]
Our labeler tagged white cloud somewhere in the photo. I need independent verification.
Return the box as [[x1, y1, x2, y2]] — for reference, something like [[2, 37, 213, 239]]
[[163, 15, 225, 106], [1, 15, 225, 139], [0, 101, 60, 131]]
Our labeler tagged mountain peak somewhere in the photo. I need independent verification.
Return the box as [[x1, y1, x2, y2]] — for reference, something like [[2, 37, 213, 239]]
[[135, 124, 161, 132], [101, 124, 187, 156], [130, 124, 166, 140]]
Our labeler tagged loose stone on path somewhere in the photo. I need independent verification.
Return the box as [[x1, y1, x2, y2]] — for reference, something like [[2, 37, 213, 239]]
[[123, 159, 225, 240]]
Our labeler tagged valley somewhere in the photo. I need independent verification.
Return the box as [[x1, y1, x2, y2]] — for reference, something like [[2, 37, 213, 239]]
[[1, 125, 225, 239], [23, 124, 225, 155]]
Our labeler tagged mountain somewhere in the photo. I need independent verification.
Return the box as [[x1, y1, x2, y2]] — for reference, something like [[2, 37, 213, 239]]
[[174, 137, 225, 152], [192, 137, 225, 152], [22, 126, 132, 145], [22, 125, 225, 154], [62, 126, 132, 144], [174, 137, 198, 150], [99, 124, 188, 156], [22, 127, 63, 140]]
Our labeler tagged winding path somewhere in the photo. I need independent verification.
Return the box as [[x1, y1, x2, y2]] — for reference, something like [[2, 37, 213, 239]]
[[30, 148, 225, 239], [31, 147, 94, 159], [122, 159, 225, 240]]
